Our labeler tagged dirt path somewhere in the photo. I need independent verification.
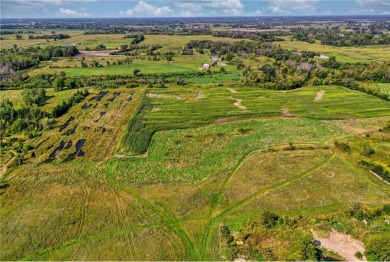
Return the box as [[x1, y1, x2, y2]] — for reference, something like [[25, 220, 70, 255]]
[[231, 97, 247, 111], [227, 88, 237, 93], [76, 51, 113, 57], [282, 107, 296, 117], [314, 90, 325, 101], [311, 229, 366, 261], [0, 150, 17, 176], [147, 93, 174, 99]]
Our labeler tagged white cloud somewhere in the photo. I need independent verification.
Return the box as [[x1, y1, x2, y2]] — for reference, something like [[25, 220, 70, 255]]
[[265, 0, 319, 14], [1, 0, 95, 16], [354, 0, 390, 8], [253, 10, 263, 15], [59, 7, 90, 16], [174, 2, 202, 12], [120, 1, 173, 17], [352, 0, 390, 13], [205, 0, 244, 9], [176, 0, 245, 17]]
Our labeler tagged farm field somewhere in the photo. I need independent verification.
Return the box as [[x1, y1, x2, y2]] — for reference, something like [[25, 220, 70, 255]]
[[1, 16, 390, 261], [360, 82, 390, 98], [275, 37, 390, 63], [27, 53, 237, 77], [0, 33, 243, 51]]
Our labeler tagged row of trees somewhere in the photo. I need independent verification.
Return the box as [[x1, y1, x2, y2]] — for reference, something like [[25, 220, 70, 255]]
[[292, 28, 390, 46], [0, 45, 79, 72]]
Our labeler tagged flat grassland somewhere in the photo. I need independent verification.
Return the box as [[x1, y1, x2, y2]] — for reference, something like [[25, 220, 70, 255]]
[[275, 37, 390, 63]]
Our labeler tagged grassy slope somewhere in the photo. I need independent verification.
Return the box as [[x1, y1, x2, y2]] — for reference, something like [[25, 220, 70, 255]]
[[119, 84, 390, 155]]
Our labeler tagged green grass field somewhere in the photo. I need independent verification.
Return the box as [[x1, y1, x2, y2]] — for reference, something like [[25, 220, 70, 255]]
[[360, 82, 390, 98], [275, 37, 390, 63], [119, 84, 390, 155]]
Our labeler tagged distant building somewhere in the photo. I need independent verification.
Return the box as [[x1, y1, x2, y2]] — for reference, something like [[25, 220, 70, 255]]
[[314, 54, 329, 59], [210, 56, 222, 62]]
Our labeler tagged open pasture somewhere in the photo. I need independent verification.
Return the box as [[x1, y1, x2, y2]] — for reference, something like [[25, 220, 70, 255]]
[[231, 156, 390, 217], [1, 33, 243, 51], [275, 37, 390, 63], [2, 119, 389, 260], [0, 30, 84, 49], [1, 88, 81, 111], [27, 54, 236, 77]]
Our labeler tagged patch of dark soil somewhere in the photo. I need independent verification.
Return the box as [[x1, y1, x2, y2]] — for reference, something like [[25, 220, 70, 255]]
[[63, 124, 78, 136], [128, 96, 133, 101], [108, 96, 115, 102], [69, 139, 86, 158], [89, 91, 108, 102], [114, 92, 121, 96], [82, 126, 90, 131], [81, 103, 89, 110], [34, 137, 49, 150], [65, 140, 73, 149], [94, 126, 106, 133], [60, 116, 75, 132], [31, 152, 36, 158], [46, 144, 54, 150], [49, 141, 65, 158], [94, 111, 106, 122]]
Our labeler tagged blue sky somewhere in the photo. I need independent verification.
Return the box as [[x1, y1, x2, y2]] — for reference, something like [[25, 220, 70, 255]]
[[1, 0, 390, 18]]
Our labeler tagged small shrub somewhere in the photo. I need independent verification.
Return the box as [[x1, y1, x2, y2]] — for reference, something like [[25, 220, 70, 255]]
[[355, 251, 363, 260]]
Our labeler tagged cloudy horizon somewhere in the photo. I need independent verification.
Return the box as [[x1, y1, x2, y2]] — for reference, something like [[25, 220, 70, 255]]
[[1, 0, 390, 18]]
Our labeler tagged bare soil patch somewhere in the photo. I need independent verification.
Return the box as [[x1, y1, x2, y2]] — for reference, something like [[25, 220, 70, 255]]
[[195, 91, 205, 99], [311, 229, 366, 261], [314, 90, 325, 101], [151, 107, 161, 112], [147, 93, 174, 99], [227, 88, 237, 93], [76, 51, 113, 57], [232, 97, 247, 111], [282, 107, 296, 117]]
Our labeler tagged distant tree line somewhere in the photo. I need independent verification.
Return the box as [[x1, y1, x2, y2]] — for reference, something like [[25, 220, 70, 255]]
[[28, 34, 70, 40]]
